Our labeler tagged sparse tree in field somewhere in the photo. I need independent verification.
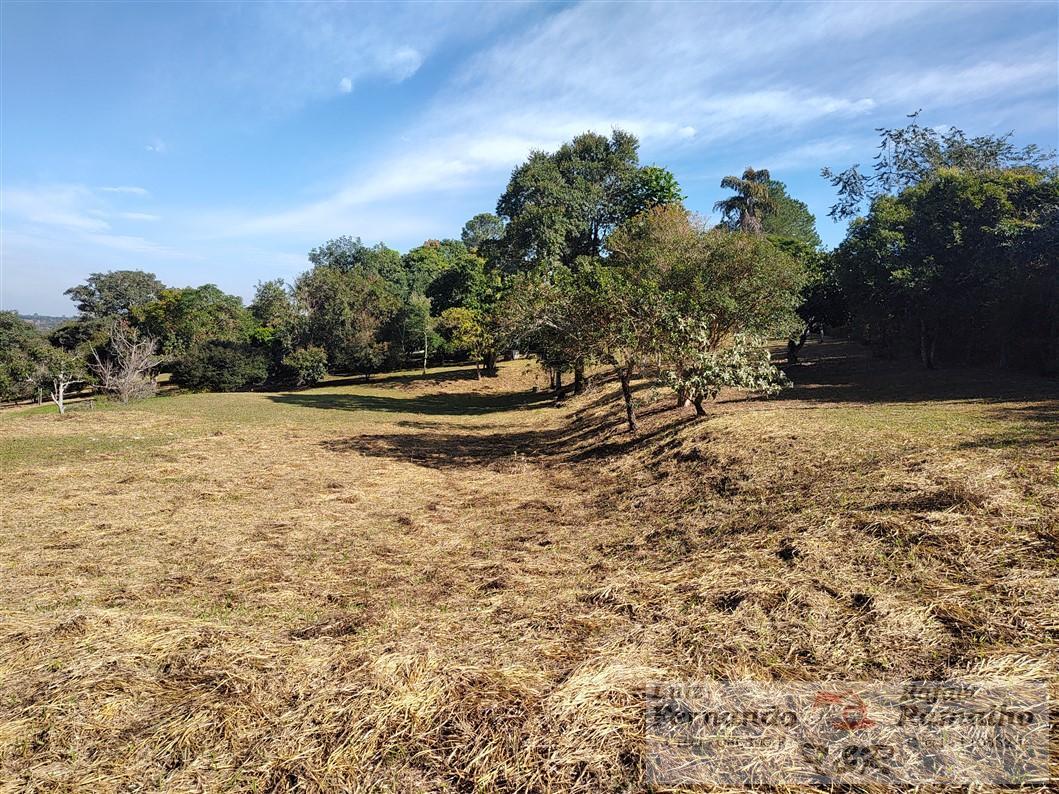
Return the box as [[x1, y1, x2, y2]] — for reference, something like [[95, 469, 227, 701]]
[[713, 167, 776, 233], [591, 272, 664, 432], [405, 292, 434, 374], [607, 204, 804, 418], [91, 321, 161, 403], [36, 348, 87, 414], [663, 327, 789, 415]]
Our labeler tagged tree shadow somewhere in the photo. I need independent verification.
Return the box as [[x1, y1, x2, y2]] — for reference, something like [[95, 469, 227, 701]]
[[957, 404, 1059, 450], [320, 366, 484, 390], [268, 389, 552, 416], [776, 339, 1059, 406]]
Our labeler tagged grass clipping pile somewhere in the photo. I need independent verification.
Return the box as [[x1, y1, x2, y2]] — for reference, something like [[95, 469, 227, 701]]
[[1, 358, 1057, 791]]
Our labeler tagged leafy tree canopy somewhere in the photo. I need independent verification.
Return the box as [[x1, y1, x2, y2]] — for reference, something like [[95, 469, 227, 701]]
[[460, 213, 505, 251], [134, 284, 255, 357], [496, 130, 682, 270], [309, 236, 406, 295], [0, 312, 48, 401], [823, 111, 1056, 219], [65, 270, 165, 318], [762, 180, 822, 248]]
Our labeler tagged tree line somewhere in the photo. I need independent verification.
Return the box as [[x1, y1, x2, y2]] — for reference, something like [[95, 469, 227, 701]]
[[2, 115, 1055, 428]]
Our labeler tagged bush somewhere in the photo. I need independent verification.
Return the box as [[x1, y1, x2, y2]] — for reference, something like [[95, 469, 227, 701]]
[[172, 340, 269, 392], [282, 346, 328, 387]]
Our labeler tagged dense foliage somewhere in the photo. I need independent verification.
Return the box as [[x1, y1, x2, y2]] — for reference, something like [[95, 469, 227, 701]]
[[171, 340, 270, 392]]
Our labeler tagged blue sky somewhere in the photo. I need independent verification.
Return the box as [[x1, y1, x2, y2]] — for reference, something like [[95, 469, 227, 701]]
[[2, 1, 1056, 314]]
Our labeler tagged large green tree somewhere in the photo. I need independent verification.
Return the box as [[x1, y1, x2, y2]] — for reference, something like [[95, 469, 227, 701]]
[[460, 213, 505, 251], [294, 258, 401, 378], [0, 312, 48, 402], [608, 204, 804, 417], [134, 284, 255, 358], [496, 130, 682, 271], [65, 270, 165, 318], [833, 167, 1058, 369], [762, 180, 822, 248]]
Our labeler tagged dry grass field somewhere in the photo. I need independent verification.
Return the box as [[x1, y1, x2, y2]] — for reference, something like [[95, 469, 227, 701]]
[[1, 341, 1056, 791]]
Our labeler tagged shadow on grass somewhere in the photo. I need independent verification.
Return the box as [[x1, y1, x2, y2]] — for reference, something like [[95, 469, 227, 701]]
[[322, 405, 693, 470], [321, 366, 490, 390], [776, 339, 1059, 407], [268, 388, 552, 416], [957, 403, 1059, 450]]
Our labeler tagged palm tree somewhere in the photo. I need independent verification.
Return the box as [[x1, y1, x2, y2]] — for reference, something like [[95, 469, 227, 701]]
[[713, 167, 776, 233]]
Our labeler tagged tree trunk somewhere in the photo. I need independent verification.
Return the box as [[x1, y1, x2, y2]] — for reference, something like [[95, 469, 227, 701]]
[[422, 326, 428, 375], [50, 380, 66, 415], [483, 351, 498, 375], [554, 369, 563, 395], [618, 370, 637, 432], [676, 386, 690, 408], [919, 318, 936, 370], [573, 360, 585, 395], [787, 324, 810, 365], [475, 360, 481, 380], [692, 396, 707, 416]]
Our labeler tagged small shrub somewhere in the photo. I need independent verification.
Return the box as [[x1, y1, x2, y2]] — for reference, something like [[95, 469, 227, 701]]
[[283, 346, 328, 387], [172, 340, 269, 392]]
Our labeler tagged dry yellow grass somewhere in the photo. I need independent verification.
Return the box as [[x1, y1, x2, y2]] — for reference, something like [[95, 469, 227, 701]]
[[1, 343, 1056, 791]]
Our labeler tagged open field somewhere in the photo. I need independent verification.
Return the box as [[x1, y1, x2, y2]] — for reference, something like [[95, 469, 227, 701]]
[[1, 341, 1057, 791]]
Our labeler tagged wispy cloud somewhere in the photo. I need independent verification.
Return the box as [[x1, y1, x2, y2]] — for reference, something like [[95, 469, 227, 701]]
[[2, 185, 111, 232], [145, 138, 167, 153], [99, 185, 150, 196], [214, 1, 936, 242], [2, 184, 177, 256], [877, 57, 1058, 107], [82, 233, 184, 257], [201, 2, 527, 115]]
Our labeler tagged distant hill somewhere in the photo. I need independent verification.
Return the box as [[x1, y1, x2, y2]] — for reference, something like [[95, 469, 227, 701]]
[[18, 313, 75, 332]]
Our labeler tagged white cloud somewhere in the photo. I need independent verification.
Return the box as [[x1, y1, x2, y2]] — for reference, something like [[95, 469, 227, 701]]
[[878, 58, 1057, 106], [99, 185, 150, 196], [386, 47, 423, 81], [133, 1, 1059, 255], [764, 137, 863, 171], [145, 138, 167, 153], [82, 233, 183, 257], [338, 76, 353, 94], [2, 184, 179, 258], [2, 185, 110, 232]]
